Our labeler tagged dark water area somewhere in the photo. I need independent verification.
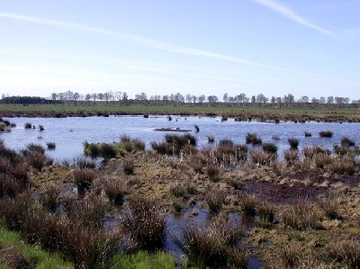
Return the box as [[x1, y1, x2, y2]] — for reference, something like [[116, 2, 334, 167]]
[[1, 115, 360, 162]]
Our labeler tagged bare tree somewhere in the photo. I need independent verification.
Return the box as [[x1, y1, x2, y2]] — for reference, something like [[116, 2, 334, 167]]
[[198, 94, 206, 104]]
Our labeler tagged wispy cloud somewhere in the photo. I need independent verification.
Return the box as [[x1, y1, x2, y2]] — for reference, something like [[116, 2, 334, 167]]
[[0, 11, 321, 76], [250, 0, 334, 36]]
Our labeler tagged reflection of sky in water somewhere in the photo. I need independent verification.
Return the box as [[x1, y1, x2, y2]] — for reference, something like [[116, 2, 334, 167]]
[[1, 115, 360, 161]]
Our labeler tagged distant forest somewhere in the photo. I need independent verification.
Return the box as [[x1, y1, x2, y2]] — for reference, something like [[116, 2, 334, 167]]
[[0, 96, 60, 105]]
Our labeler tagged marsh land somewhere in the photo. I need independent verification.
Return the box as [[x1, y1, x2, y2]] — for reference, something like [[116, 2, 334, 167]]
[[1, 105, 360, 268]]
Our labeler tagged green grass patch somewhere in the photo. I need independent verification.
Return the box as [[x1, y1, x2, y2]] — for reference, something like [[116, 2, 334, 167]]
[[0, 222, 73, 269], [109, 250, 176, 269]]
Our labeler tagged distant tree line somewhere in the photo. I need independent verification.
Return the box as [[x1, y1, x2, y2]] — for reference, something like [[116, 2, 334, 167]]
[[0, 95, 59, 105], [1, 91, 359, 108]]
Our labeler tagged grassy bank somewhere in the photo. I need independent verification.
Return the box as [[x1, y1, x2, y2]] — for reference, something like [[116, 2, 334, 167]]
[[1, 103, 360, 122]]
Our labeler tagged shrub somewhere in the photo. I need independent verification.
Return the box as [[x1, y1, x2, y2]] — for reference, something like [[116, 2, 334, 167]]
[[205, 164, 220, 182], [207, 136, 215, 143], [240, 195, 258, 217], [250, 150, 275, 165], [245, 133, 262, 145], [262, 143, 278, 154], [151, 141, 172, 155], [319, 130, 333, 138], [83, 142, 100, 158], [75, 156, 96, 169], [326, 239, 360, 269], [329, 155, 356, 175], [283, 149, 299, 166], [288, 138, 299, 150], [103, 178, 126, 206], [206, 189, 226, 213], [177, 219, 244, 268], [314, 153, 332, 169], [121, 195, 166, 251], [279, 244, 301, 268], [39, 184, 61, 212], [281, 201, 320, 230], [122, 158, 135, 175], [257, 202, 275, 226], [73, 168, 97, 193], [302, 145, 330, 160], [318, 194, 340, 220], [341, 136, 355, 147], [99, 143, 117, 159], [24, 122, 32, 129], [46, 142, 56, 150]]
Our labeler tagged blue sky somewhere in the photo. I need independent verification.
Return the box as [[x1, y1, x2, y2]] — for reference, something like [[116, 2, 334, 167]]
[[1, 0, 359, 101]]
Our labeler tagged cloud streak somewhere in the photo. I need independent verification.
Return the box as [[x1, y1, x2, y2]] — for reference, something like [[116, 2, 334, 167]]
[[0, 11, 322, 76], [250, 0, 334, 36]]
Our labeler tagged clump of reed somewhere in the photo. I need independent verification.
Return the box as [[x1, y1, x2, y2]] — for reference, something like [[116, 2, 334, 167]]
[[75, 156, 96, 169], [281, 200, 320, 230], [121, 195, 166, 251], [46, 142, 56, 150], [24, 122, 32, 129], [206, 189, 226, 213], [99, 143, 117, 159], [326, 239, 360, 269], [122, 157, 135, 175], [250, 149, 276, 165], [288, 138, 299, 150], [205, 164, 220, 182], [176, 218, 246, 268], [319, 130, 333, 138], [283, 149, 299, 166], [314, 153, 332, 169], [207, 136, 215, 143], [245, 133, 262, 145], [329, 155, 356, 175], [317, 193, 340, 220], [83, 142, 100, 158], [152, 134, 197, 156], [340, 136, 355, 147], [103, 177, 127, 206], [278, 244, 301, 268], [239, 195, 259, 217], [257, 202, 276, 227], [262, 143, 278, 154], [39, 184, 61, 212], [304, 131, 312, 137], [170, 181, 198, 199], [21, 144, 52, 171], [302, 145, 330, 160], [118, 135, 145, 152], [73, 168, 97, 193]]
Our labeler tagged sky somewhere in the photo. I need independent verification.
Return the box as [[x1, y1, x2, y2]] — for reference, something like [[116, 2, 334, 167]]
[[1, 0, 360, 101]]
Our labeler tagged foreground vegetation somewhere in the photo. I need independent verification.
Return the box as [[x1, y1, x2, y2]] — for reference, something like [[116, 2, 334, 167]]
[[1, 125, 360, 268]]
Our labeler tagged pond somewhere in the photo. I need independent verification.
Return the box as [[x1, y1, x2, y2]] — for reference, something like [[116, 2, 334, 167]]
[[1, 115, 359, 161]]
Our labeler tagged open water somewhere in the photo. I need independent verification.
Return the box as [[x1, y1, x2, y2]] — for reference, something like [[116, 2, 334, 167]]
[[1, 115, 359, 161]]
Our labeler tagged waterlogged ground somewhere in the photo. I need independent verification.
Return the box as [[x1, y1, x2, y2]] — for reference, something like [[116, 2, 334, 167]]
[[27, 146, 360, 268]]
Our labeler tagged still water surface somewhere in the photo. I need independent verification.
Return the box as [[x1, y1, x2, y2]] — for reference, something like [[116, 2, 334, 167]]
[[1, 115, 359, 161]]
